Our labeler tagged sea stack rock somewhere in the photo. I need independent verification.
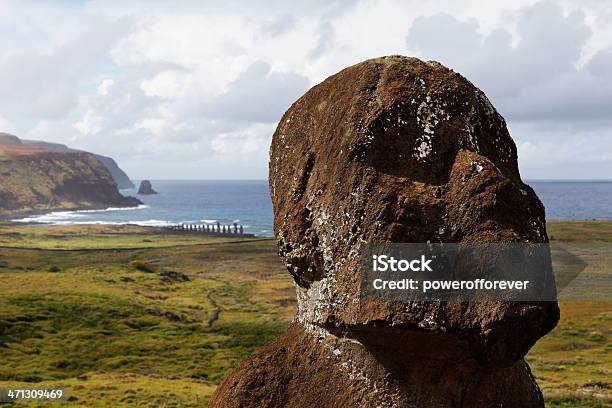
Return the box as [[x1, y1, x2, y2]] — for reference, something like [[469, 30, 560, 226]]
[[210, 56, 559, 407], [137, 180, 157, 195]]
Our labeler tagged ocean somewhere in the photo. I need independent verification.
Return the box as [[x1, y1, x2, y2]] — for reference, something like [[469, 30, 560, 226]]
[[13, 180, 612, 237]]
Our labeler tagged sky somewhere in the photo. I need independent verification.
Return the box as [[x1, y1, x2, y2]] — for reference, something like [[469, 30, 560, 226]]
[[0, 0, 611, 180]]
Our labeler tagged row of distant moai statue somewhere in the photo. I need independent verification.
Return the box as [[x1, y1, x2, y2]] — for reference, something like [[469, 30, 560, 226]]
[[170, 222, 244, 235]]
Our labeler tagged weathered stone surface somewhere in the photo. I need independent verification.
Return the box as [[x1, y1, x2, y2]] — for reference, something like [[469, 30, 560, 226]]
[[211, 56, 559, 407], [211, 323, 544, 408]]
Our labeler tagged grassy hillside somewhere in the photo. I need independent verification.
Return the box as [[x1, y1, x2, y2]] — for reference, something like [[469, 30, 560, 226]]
[[0, 227, 292, 406], [0, 222, 609, 407], [0, 146, 10, 161]]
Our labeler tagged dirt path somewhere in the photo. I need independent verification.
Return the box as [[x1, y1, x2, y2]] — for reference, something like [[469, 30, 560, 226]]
[[206, 288, 221, 328]]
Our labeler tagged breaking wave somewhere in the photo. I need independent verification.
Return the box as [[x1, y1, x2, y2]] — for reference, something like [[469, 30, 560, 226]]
[[13, 205, 149, 224]]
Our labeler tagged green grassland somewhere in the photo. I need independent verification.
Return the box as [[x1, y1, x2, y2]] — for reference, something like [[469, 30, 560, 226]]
[[0, 227, 293, 406], [0, 225, 260, 250], [0, 224, 248, 249], [0, 222, 610, 407], [530, 222, 612, 407]]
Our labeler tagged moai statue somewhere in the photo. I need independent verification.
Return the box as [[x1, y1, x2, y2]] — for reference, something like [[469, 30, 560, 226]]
[[210, 56, 559, 408]]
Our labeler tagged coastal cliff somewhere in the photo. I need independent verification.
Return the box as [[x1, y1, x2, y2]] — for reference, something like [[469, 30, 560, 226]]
[[93, 155, 136, 189], [0, 133, 141, 216], [18, 138, 136, 189]]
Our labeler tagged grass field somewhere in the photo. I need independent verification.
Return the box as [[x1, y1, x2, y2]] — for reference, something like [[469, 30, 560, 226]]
[[0, 222, 610, 407], [529, 222, 611, 407], [0, 224, 248, 249]]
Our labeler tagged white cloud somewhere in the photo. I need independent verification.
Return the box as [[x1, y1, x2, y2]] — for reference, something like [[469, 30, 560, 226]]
[[511, 121, 612, 179], [0, 115, 15, 133], [136, 117, 167, 137], [204, 61, 310, 123], [0, 0, 611, 179], [404, 1, 612, 179], [97, 78, 115, 96], [73, 109, 103, 136], [211, 124, 274, 162]]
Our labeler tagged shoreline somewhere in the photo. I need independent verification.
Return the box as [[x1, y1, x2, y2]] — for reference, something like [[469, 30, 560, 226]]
[[0, 202, 145, 222], [0, 206, 266, 236], [2, 202, 610, 241]]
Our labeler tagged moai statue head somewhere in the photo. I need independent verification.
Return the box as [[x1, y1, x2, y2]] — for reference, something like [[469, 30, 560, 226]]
[[269, 56, 558, 366]]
